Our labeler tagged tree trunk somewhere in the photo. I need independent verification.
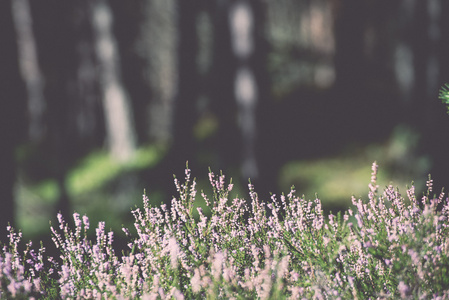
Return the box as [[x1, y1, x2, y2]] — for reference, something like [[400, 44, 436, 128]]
[[165, 0, 199, 174], [91, 0, 137, 162], [209, 0, 239, 172], [332, 0, 368, 144], [433, 0, 449, 192], [140, 0, 178, 143], [30, 0, 100, 220], [0, 0, 26, 244], [417, 0, 449, 194], [229, 0, 259, 182], [394, 0, 415, 107], [11, 0, 46, 142]]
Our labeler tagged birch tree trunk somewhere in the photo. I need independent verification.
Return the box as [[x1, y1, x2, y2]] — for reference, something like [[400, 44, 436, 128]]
[[209, 0, 268, 187], [11, 0, 46, 142], [229, 0, 259, 181], [91, 0, 136, 162], [139, 0, 178, 143], [0, 0, 26, 244]]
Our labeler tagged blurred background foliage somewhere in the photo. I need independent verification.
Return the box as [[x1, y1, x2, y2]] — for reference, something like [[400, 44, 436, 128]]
[[1, 0, 449, 245]]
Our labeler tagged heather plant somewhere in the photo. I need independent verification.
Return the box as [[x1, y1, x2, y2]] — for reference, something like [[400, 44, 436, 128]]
[[1, 162, 449, 299]]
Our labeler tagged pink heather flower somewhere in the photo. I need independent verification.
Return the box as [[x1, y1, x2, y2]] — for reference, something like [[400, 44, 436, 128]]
[[218, 174, 225, 190], [277, 255, 290, 280], [438, 191, 445, 203], [190, 181, 197, 199], [426, 177, 433, 193], [348, 276, 354, 287], [291, 272, 299, 282], [108, 231, 114, 245], [408, 249, 420, 266], [122, 227, 130, 236], [57, 213, 64, 230], [208, 172, 215, 187], [168, 237, 179, 268], [172, 288, 184, 300], [290, 287, 303, 298], [33, 277, 42, 292], [201, 191, 211, 207], [7, 280, 18, 297], [407, 185, 416, 201], [354, 214, 363, 228], [263, 245, 271, 259], [398, 281, 409, 298], [96, 222, 106, 245], [73, 212, 81, 228], [82, 215, 89, 230], [34, 262, 43, 273], [212, 251, 224, 281], [191, 268, 201, 293], [368, 161, 379, 195]]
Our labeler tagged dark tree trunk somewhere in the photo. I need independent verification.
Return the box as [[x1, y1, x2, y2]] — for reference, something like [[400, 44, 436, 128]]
[[410, 1, 431, 119], [0, 0, 27, 244], [167, 0, 200, 175], [332, 0, 367, 141], [209, 0, 241, 172], [439, 1, 449, 92], [31, 0, 92, 220], [433, 0, 449, 192], [419, 0, 449, 194], [110, 0, 179, 146]]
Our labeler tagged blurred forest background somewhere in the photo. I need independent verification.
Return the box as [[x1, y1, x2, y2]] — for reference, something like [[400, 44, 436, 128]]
[[1, 0, 449, 245]]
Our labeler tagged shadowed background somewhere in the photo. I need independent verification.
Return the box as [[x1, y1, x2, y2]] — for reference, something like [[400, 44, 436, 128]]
[[1, 0, 449, 246]]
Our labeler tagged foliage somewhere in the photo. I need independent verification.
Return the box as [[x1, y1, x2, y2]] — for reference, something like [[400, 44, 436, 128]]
[[440, 83, 449, 114], [1, 163, 449, 299]]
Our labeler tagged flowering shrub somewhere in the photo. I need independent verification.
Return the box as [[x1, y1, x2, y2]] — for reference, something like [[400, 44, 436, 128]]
[[1, 162, 449, 299]]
